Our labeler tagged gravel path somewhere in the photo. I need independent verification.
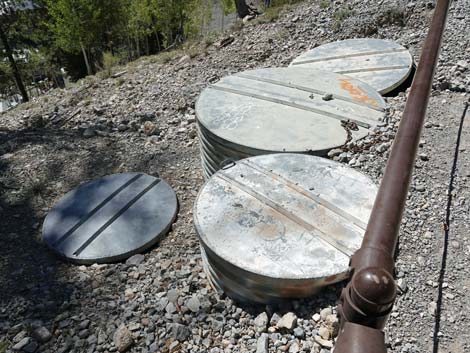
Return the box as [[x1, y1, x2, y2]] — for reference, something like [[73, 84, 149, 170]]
[[0, 1, 468, 352]]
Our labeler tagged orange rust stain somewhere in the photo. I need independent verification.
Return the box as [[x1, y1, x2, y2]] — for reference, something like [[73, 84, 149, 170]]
[[339, 78, 379, 108]]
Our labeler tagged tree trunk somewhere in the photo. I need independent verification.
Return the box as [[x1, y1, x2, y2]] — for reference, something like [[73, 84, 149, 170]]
[[156, 32, 161, 52], [136, 37, 140, 57], [221, 10, 225, 31], [234, 0, 250, 18], [127, 36, 133, 60], [179, 8, 185, 40], [0, 23, 29, 102], [79, 41, 92, 76]]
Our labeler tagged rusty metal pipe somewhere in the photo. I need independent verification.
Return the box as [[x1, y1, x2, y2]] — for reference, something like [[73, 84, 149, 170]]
[[335, 0, 451, 351], [361, 0, 451, 258]]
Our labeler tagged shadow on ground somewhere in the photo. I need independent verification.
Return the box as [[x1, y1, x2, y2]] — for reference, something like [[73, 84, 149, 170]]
[[0, 125, 174, 334], [432, 102, 468, 353]]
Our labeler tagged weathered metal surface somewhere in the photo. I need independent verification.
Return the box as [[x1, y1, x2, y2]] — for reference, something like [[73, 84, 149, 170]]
[[196, 67, 386, 178], [335, 1, 451, 352], [290, 38, 414, 94], [194, 154, 378, 303], [43, 173, 178, 264]]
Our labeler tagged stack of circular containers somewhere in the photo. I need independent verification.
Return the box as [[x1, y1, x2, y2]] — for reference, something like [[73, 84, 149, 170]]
[[196, 67, 387, 179], [194, 154, 379, 303], [194, 38, 414, 303]]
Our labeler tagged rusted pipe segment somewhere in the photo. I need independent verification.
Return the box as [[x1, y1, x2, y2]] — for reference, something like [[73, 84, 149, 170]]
[[334, 322, 388, 353], [359, 0, 451, 261], [335, 0, 451, 351]]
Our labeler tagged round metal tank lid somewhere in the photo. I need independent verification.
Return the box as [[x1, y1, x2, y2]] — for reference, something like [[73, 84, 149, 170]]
[[290, 38, 414, 94], [43, 173, 178, 264], [196, 67, 386, 156], [194, 154, 378, 293]]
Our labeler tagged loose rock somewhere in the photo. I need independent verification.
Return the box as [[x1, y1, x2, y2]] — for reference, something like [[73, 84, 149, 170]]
[[113, 325, 134, 353], [171, 323, 191, 341], [320, 308, 332, 321], [13, 337, 31, 351], [256, 333, 269, 353], [277, 312, 297, 331], [186, 295, 201, 313], [254, 312, 269, 333], [32, 326, 52, 343], [126, 254, 145, 266]]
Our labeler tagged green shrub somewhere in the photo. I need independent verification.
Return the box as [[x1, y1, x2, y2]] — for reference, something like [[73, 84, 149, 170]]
[[256, 0, 304, 24], [332, 5, 354, 30], [377, 7, 406, 26], [320, 0, 330, 9], [258, 6, 282, 23], [334, 7, 351, 21], [101, 51, 121, 78]]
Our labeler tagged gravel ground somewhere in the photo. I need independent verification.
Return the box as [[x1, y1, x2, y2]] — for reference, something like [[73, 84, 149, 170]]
[[0, 0, 468, 352]]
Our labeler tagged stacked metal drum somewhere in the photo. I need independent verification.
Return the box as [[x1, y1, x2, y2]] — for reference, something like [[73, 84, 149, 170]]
[[194, 38, 414, 303], [194, 154, 379, 303], [196, 66, 388, 179]]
